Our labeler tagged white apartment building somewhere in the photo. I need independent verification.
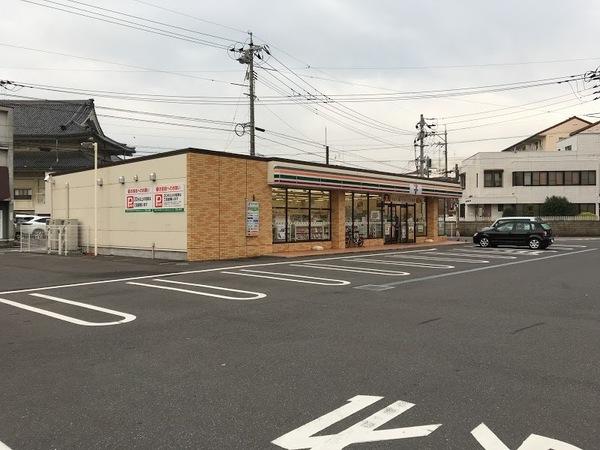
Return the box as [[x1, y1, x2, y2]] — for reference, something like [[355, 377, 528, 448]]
[[459, 117, 600, 221]]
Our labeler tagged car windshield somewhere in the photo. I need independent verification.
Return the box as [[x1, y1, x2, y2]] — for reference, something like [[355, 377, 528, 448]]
[[540, 223, 551, 230]]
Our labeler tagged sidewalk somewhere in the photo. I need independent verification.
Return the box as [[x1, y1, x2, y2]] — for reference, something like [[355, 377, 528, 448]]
[[271, 238, 469, 258]]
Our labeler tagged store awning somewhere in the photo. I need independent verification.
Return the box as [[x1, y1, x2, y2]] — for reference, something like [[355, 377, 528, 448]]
[[267, 161, 462, 198], [0, 166, 9, 201]]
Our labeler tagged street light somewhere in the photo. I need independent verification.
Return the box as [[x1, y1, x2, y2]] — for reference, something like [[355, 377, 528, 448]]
[[81, 138, 98, 256]]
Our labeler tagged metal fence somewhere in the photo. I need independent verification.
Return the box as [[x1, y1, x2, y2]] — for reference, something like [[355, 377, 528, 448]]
[[19, 223, 90, 255], [540, 215, 599, 221]]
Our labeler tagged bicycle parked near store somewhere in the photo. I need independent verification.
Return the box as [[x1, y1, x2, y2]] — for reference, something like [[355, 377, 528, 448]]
[[345, 226, 364, 247]]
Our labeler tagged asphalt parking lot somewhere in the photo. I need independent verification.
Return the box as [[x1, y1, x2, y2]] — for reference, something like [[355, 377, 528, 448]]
[[1, 239, 599, 449]]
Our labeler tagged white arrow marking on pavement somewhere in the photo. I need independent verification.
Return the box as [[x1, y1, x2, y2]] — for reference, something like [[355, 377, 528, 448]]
[[272, 395, 441, 450], [472, 423, 582, 450]]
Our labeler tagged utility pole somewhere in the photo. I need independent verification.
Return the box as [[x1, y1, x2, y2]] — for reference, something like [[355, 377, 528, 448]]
[[418, 114, 426, 177], [324, 126, 329, 164], [444, 125, 448, 178], [232, 32, 269, 157], [248, 32, 256, 156]]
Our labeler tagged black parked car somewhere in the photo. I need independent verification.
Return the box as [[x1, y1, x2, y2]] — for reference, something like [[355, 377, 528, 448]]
[[473, 218, 553, 250]]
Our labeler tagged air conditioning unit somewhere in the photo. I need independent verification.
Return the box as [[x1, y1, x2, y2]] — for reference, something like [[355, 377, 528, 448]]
[[47, 219, 64, 251], [63, 219, 79, 252]]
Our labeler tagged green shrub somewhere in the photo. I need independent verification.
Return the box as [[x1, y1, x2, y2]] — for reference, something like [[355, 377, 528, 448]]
[[540, 196, 577, 216]]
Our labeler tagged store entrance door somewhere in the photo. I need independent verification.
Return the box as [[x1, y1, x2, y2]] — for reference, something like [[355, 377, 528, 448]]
[[384, 204, 416, 244]]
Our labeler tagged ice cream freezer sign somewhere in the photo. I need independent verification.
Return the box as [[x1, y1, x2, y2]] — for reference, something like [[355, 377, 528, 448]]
[[126, 184, 185, 213]]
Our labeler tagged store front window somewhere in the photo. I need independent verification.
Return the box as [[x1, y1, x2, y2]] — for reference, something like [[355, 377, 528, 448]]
[[272, 188, 331, 243], [345, 192, 384, 240], [415, 200, 427, 236]]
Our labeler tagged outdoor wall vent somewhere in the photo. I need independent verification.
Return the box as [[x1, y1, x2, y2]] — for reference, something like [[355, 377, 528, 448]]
[[97, 178, 103, 187], [133, 175, 138, 182], [149, 172, 157, 182], [118, 176, 125, 184]]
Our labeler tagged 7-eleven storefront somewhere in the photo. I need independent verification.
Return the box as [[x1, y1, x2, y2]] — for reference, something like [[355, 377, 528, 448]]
[[50, 149, 461, 261], [268, 161, 461, 252]]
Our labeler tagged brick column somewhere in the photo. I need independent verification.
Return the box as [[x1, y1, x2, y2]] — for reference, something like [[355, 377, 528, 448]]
[[330, 190, 346, 249], [426, 197, 439, 239]]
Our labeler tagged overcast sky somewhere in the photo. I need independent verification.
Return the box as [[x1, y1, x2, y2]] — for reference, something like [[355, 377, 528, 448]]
[[2, 0, 600, 172]]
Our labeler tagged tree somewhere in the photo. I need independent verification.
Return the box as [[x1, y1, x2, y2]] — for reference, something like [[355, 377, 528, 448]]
[[540, 196, 577, 216], [502, 206, 516, 217]]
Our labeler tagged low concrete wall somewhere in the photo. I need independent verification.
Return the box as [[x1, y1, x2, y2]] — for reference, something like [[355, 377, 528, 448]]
[[458, 220, 600, 237]]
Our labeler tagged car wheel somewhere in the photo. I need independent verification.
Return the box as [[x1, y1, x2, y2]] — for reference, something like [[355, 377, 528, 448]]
[[479, 236, 490, 248], [31, 229, 45, 240], [528, 238, 541, 250]]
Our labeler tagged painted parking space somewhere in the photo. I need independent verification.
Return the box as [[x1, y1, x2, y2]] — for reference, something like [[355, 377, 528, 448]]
[[0, 243, 598, 449], [0, 243, 593, 330], [0, 293, 136, 327]]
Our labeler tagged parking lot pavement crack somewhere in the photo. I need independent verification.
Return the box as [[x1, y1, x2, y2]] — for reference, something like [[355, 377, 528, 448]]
[[511, 322, 545, 335], [418, 317, 443, 326]]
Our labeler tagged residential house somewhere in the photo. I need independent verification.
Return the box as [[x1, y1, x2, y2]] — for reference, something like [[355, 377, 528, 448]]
[[459, 117, 600, 221], [0, 99, 134, 215]]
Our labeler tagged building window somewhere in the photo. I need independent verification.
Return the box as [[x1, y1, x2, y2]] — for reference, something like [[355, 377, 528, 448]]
[[565, 145, 572, 151], [564, 171, 573, 185], [524, 172, 532, 186], [14, 188, 32, 200], [459, 173, 466, 189], [512, 172, 524, 186], [271, 188, 331, 243], [484, 170, 503, 187], [548, 171, 557, 186], [345, 192, 384, 240], [556, 171, 564, 185], [498, 204, 504, 212], [415, 200, 427, 236], [578, 203, 596, 214], [532, 171, 540, 186], [459, 203, 465, 218]]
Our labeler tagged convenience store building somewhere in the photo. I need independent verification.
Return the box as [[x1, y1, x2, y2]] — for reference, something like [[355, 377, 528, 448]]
[[49, 148, 461, 261]]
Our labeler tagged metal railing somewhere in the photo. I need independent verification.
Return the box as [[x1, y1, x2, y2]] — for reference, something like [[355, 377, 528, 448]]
[[19, 223, 90, 255]]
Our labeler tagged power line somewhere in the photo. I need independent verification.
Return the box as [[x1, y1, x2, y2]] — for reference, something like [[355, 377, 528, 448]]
[[0, 43, 238, 86], [128, 0, 248, 35], [22, 0, 233, 50], [297, 56, 600, 71]]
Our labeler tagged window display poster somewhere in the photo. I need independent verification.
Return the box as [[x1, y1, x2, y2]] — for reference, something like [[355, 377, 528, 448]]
[[246, 200, 260, 236], [126, 184, 185, 213]]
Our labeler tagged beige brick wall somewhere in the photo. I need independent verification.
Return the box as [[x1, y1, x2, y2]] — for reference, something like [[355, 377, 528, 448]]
[[187, 153, 273, 261]]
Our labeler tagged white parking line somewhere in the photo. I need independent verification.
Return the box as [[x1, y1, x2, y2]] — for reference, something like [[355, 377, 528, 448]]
[[385, 254, 490, 264], [429, 251, 517, 260], [467, 247, 555, 255], [0, 293, 136, 326], [221, 269, 350, 286], [359, 248, 596, 290], [348, 258, 455, 269], [127, 279, 266, 300], [292, 263, 410, 276], [0, 440, 12, 450]]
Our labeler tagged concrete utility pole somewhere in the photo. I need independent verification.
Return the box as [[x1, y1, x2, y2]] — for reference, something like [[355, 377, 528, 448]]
[[444, 125, 448, 177], [233, 31, 268, 157], [248, 32, 256, 156], [324, 126, 329, 164], [418, 114, 426, 177]]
